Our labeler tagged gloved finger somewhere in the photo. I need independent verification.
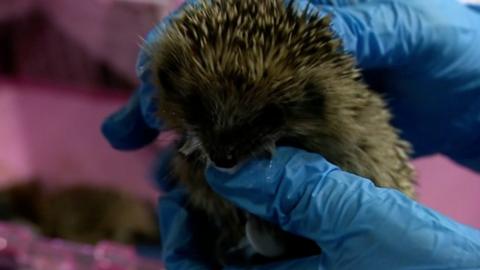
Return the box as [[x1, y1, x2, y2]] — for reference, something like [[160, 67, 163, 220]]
[[468, 3, 480, 13], [325, 0, 479, 69], [101, 89, 159, 150], [205, 147, 341, 239], [326, 1, 420, 69], [157, 189, 215, 269], [225, 255, 323, 270]]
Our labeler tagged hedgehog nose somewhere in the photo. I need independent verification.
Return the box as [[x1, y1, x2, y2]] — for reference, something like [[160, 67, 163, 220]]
[[211, 155, 238, 169]]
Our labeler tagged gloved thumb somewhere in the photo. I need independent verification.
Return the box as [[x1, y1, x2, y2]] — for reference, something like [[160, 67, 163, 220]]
[[101, 89, 159, 150], [206, 147, 480, 269], [205, 146, 343, 240]]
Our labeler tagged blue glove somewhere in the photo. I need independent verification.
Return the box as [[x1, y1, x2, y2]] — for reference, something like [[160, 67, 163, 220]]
[[157, 182, 323, 270], [313, 0, 480, 170], [206, 147, 480, 270], [157, 188, 216, 270]]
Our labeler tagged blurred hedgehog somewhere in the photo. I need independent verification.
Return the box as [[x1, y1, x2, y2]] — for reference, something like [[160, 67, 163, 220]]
[[0, 180, 159, 245], [148, 0, 415, 266]]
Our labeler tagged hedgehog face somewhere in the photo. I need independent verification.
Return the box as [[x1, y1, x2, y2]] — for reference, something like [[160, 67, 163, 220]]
[[150, 0, 357, 167], [154, 64, 330, 168], [156, 71, 292, 168]]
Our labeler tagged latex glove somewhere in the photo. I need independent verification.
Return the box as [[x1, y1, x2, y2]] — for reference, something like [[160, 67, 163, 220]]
[[205, 147, 480, 270], [158, 147, 480, 270], [311, 0, 480, 169], [157, 182, 322, 270], [157, 188, 217, 270]]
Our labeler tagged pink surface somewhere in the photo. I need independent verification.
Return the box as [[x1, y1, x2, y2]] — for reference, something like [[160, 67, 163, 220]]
[[0, 79, 162, 201], [0, 222, 165, 269], [0, 89, 32, 181], [0, 0, 35, 22], [414, 155, 480, 228], [1, 0, 181, 83], [41, 0, 171, 82], [0, 79, 478, 227]]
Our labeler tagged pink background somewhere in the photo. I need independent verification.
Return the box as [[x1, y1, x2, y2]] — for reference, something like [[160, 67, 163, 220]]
[[0, 0, 183, 84], [0, 79, 479, 228], [0, 79, 161, 201]]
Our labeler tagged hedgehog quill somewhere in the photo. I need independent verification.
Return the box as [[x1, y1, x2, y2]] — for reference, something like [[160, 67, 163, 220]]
[[147, 0, 415, 266]]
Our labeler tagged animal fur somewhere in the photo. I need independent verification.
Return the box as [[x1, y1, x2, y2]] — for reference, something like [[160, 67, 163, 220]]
[[148, 0, 415, 266], [0, 180, 159, 245]]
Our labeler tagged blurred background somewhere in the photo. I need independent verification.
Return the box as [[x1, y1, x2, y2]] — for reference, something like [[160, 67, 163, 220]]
[[0, 0, 479, 269], [0, 0, 183, 269]]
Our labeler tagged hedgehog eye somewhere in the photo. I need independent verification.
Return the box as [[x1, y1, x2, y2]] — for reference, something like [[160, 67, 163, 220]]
[[183, 94, 212, 126], [255, 104, 284, 127]]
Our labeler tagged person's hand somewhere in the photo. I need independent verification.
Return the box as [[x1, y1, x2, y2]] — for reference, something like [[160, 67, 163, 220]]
[[158, 145, 480, 270], [205, 146, 480, 270], [157, 174, 324, 270], [157, 188, 216, 270], [313, 0, 480, 169]]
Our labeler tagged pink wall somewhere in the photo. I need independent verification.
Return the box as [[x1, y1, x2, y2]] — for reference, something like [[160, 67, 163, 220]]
[[415, 155, 480, 228], [0, 79, 479, 227], [1, 0, 180, 83], [0, 79, 161, 201], [0, 89, 32, 181]]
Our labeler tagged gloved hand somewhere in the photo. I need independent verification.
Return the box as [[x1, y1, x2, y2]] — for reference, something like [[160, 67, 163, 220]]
[[157, 147, 480, 270], [157, 179, 323, 270], [100, 0, 480, 269], [315, 0, 480, 170], [101, 0, 198, 150], [205, 147, 480, 270]]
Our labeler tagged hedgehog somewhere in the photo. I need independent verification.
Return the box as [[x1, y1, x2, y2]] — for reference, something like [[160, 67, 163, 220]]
[[0, 180, 159, 245], [147, 0, 415, 266]]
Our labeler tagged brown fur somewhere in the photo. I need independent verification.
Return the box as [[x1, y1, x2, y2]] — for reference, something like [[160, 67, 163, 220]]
[[0, 180, 159, 245], [148, 0, 415, 266]]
